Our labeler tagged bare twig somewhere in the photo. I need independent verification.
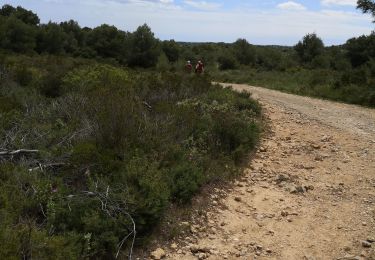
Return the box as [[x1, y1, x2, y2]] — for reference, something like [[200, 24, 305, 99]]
[[124, 212, 136, 260], [39, 203, 47, 218], [65, 185, 136, 259], [143, 101, 152, 110], [28, 162, 68, 172], [56, 127, 91, 147], [0, 149, 39, 156]]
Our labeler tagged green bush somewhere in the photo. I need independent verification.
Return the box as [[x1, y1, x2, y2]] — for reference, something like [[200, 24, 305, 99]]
[[218, 55, 238, 70], [0, 57, 261, 258], [169, 162, 204, 203], [0, 96, 21, 112]]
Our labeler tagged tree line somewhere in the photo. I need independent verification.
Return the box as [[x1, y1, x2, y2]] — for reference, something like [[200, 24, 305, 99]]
[[1, 3, 374, 72], [0, 2, 374, 258], [0, 4, 163, 68]]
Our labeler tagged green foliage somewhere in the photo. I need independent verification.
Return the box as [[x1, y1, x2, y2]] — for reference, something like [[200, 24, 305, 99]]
[[122, 157, 170, 225], [232, 38, 256, 65], [168, 162, 204, 203], [0, 96, 21, 112], [0, 5, 160, 67], [156, 52, 171, 71], [346, 33, 375, 67], [211, 32, 374, 107], [162, 40, 180, 63], [218, 54, 238, 70], [311, 55, 330, 69], [256, 47, 283, 70], [13, 65, 33, 86], [3, 2, 375, 257], [0, 55, 261, 257], [0, 4, 15, 16], [295, 33, 324, 63], [0, 15, 36, 53], [36, 22, 67, 54], [128, 24, 160, 68], [59, 20, 84, 55], [63, 64, 131, 94], [0, 5, 40, 25], [357, 0, 375, 22], [87, 24, 128, 62]]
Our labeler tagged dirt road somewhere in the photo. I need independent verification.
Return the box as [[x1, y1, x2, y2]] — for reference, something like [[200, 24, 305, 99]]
[[151, 84, 375, 260]]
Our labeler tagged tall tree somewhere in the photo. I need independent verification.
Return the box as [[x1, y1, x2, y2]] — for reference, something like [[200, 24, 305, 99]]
[[0, 15, 36, 52], [36, 22, 67, 54], [87, 24, 129, 61], [14, 6, 40, 25], [60, 20, 85, 54], [357, 0, 375, 22], [0, 5, 39, 25], [162, 40, 180, 63], [128, 24, 160, 68], [294, 33, 324, 63], [0, 4, 15, 16], [232, 39, 256, 65], [346, 33, 375, 67]]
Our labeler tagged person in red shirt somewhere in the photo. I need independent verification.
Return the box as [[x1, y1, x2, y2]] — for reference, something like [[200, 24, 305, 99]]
[[195, 60, 204, 74], [185, 60, 193, 73]]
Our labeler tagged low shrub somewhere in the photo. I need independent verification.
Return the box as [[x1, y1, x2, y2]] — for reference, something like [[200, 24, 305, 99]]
[[0, 60, 261, 258]]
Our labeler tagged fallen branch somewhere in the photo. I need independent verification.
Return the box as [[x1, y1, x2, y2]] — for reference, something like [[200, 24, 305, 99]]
[[0, 149, 39, 156], [66, 186, 136, 259], [143, 101, 152, 110], [28, 162, 68, 172], [116, 212, 136, 260], [56, 127, 92, 147]]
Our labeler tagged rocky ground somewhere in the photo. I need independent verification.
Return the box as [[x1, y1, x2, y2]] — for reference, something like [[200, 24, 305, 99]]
[[148, 84, 375, 260]]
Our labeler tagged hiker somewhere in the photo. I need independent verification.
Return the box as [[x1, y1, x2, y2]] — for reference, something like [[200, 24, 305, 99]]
[[185, 60, 193, 73], [195, 60, 204, 74]]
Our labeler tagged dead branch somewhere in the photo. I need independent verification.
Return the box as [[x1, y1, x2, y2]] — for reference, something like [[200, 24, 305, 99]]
[[143, 101, 152, 110], [28, 162, 68, 172], [56, 127, 92, 147], [121, 211, 136, 260], [0, 149, 39, 156], [66, 186, 136, 259]]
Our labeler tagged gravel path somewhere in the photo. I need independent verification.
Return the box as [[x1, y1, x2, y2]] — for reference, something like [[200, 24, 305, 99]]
[[150, 83, 375, 260]]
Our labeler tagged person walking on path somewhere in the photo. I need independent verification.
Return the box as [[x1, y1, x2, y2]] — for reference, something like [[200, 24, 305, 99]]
[[195, 60, 204, 74], [185, 60, 193, 73]]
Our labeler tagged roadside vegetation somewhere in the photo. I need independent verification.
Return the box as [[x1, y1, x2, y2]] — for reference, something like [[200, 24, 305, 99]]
[[1, 4, 374, 107], [0, 5, 261, 259], [0, 1, 374, 258], [211, 33, 375, 107]]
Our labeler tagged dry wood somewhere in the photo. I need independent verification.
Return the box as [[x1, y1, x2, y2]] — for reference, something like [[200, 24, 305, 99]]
[[0, 149, 39, 156]]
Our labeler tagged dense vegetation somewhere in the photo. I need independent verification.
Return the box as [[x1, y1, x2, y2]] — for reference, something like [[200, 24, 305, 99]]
[[211, 33, 375, 107], [0, 1, 374, 258], [1, 3, 374, 107], [0, 5, 261, 258], [0, 56, 261, 259]]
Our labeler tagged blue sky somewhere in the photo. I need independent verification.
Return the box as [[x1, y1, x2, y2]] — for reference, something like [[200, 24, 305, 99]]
[[1, 0, 373, 45]]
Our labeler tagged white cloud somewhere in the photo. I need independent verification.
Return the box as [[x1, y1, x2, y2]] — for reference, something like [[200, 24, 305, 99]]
[[183, 0, 222, 11], [91, 0, 181, 10], [114, 0, 173, 5], [99, 5, 371, 45], [277, 1, 306, 11], [41, 0, 70, 2], [321, 0, 357, 6], [130, 0, 174, 4]]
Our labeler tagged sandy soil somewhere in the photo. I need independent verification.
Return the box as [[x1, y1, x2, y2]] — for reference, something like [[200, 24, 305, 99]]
[[150, 83, 375, 260]]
